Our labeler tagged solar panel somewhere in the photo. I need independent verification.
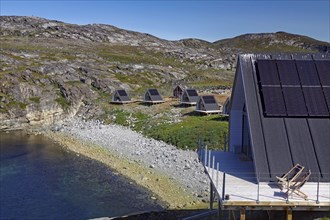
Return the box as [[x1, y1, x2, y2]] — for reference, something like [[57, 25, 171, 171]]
[[276, 60, 300, 86], [186, 89, 198, 96], [322, 87, 330, 112], [302, 87, 329, 116], [256, 59, 280, 85], [315, 60, 330, 86], [261, 86, 287, 116], [282, 87, 308, 116], [117, 90, 128, 96], [203, 96, 216, 104], [149, 89, 160, 96], [296, 60, 320, 86]]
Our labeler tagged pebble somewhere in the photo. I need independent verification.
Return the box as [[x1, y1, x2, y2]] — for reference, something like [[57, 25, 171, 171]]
[[60, 117, 210, 201]]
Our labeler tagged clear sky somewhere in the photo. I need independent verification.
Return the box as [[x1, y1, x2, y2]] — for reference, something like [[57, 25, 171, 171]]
[[1, 0, 329, 43]]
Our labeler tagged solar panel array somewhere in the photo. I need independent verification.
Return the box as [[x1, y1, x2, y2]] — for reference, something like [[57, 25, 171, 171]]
[[149, 89, 160, 96], [186, 89, 198, 97], [117, 90, 128, 96], [256, 59, 330, 117], [203, 95, 217, 104]]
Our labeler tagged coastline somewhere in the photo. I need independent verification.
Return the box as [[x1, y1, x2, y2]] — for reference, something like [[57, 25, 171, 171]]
[[43, 122, 208, 209]]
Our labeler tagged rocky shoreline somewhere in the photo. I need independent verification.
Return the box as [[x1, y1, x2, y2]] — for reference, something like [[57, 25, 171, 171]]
[[44, 118, 210, 209]]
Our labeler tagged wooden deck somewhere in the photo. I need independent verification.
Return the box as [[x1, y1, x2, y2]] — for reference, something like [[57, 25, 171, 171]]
[[110, 101, 134, 104], [180, 101, 197, 105], [199, 150, 330, 211], [194, 110, 221, 114], [142, 100, 165, 104]]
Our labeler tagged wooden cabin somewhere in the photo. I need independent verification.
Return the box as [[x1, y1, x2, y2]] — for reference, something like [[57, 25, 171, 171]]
[[221, 97, 230, 115], [173, 85, 184, 99], [195, 95, 220, 114], [195, 54, 330, 220], [143, 89, 164, 104], [111, 89, 132, 104], [229, 54, 330, 182], [180, 89, 199, 105]]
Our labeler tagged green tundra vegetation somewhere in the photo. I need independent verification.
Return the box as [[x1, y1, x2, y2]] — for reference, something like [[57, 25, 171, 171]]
[[146, 115, 228, 150], [98, 104, 228, 151]]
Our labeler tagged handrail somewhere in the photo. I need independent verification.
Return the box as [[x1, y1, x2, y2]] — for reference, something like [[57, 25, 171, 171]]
[[198, 147, 330, 205]]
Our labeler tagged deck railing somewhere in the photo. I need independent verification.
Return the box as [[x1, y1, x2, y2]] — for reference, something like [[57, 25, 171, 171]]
[[197, 146, 330, 206]]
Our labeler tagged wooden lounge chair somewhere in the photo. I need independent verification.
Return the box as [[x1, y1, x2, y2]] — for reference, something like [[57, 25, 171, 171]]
[[286, 170, 311, 200], [276, 164, 304, 190]]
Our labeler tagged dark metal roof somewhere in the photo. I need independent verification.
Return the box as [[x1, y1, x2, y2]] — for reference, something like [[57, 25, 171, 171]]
[[198, 95, 219, 111], [113, 89, 131, 102], [231, 54, 330, 182], [145, 89, 163, 101], [181, 89, 199, 103]]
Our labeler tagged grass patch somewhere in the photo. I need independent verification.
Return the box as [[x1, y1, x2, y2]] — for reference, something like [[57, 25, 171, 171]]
[[114, 72, 155, 86], [99, 108, 151, 131], [146, 115, 228, 150], [55, 95, 70, 109], [112, 109, 131, 126], [29, 96, 41, 103], [188, 80, 233, 88], [97, 103, 228, 151], [6, 100, 27, 110], [98, 45, 185, 68]]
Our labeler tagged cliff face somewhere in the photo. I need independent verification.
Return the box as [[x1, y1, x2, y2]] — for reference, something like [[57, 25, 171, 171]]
[[1, 16, 329, 130]]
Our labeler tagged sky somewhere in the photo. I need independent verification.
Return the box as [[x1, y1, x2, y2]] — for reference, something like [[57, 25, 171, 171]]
[[1, 0, 329, 43]]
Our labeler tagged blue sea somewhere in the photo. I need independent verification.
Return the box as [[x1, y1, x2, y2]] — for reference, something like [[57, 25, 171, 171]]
[[0, 132, 163, 220]]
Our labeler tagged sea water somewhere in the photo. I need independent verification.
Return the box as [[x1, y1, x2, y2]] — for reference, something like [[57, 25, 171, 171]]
[[0, 132, 163, 219]]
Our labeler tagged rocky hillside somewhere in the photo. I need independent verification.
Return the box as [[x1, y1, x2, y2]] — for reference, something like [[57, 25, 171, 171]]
[[214, 32, 330, 53], [0, 16, 329, 130]]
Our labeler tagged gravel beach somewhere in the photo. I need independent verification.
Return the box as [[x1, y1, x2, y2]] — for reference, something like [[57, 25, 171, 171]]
[[45, 118, 210, 209]]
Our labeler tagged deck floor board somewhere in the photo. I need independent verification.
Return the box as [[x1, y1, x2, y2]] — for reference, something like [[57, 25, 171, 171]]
[[201, 150, 330, 207]]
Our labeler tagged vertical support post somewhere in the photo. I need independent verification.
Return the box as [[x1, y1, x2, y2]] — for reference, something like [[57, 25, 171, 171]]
[[286, 209, 292, 220], [204, 145, 208, 166], [257, 172, 260, 204], [210, 182, 214, 210], [316, 172, 320, 204], [208, 150, 211, 172], [217, 193, 221, 219], [197, 138, 201, 161], [286, 172, 289, 204], [212, 156, 215, 179], [216, 162, 220, 188], [240, 208, 246, 220], [222, 172, 226, 200]]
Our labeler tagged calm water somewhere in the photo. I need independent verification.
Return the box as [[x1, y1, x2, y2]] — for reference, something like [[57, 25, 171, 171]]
[[0, 132, 163, 220]]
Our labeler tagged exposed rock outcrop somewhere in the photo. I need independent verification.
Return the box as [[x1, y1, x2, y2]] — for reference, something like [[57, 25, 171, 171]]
[[0, 16, 329, 130]]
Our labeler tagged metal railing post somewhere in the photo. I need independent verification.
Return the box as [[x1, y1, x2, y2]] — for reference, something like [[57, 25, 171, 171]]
[[222, 172, 226, 200], [286, 185, 289, 203], [212, 156, 215, 179], [217, 197, 221, 219], [210, 182, 214, 210], [216, 162, 219, 189], [208, 150, 211, 172], [316, 172, 320, 204], [257, 172, 260, 204], [204, 145, 208, 166]]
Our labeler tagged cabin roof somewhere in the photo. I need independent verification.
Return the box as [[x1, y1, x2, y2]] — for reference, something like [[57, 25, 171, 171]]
[[145, 88, 163, 101], [182, 89, 199, 102], [199, 95, 219, 111], [112, 89, 131, 102], [230, 53, 330, 182]]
